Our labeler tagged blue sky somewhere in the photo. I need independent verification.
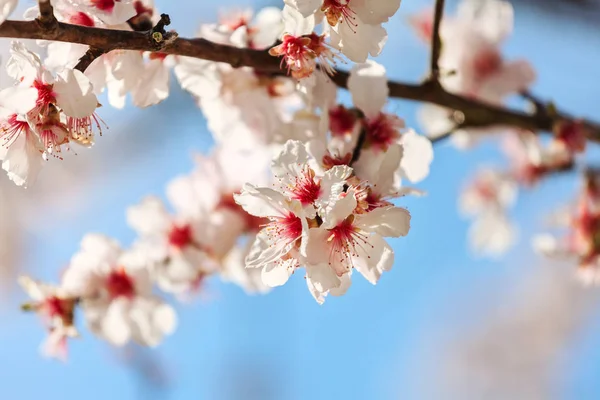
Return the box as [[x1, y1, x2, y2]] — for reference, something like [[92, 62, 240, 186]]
[[1, 1, 600, 399]]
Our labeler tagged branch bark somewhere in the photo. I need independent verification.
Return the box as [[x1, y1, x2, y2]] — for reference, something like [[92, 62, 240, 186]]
[[429, 0, 446, 81], [0, 17, 598, 144]]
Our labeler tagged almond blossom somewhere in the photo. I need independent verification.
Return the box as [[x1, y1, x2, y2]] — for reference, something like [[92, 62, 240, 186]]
[[61, 234, 177, 347], [503, 131, 573, 187], [283, 0, 400, 62], [164, 145, 273, 294], [126, 197, 216, 295], [460, 168, 518, 257], [534, 174, 600, 285], [0, 41, 101, 187], [412, 0, 535, 146], [19, 276, 79, 361], [347, 60, 434, 184], [234, 139, 412, 303]]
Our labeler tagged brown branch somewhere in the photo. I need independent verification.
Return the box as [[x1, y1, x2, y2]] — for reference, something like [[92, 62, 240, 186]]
[[36, 0, 57, 31], [74, 47, 105, 72], [429, 0, 446, 81], [0, 18, 599, 144]]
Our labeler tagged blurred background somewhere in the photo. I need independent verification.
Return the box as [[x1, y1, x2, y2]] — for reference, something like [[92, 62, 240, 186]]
[[1, 0, 600, 399]]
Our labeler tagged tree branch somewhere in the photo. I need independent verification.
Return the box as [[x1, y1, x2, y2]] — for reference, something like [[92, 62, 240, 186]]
[[429, 0, 446, 81], [0, 18, 599, 143], [36, 0, 58, 31]]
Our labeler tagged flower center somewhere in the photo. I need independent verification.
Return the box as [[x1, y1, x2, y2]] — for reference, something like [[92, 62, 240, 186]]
[[329, 105, 357, 137], [149, 52, 168, 61], [321, 0, 356, 28], [69, 12, 95, 27], [327, 217, 373, 267], [44, 296, 66, 318], [1, 114, 30, 148], [365, 113, 404, 151], [133, 0, 153, 16], [473, 49, 502, 82], [106, 267, 135, 299], [219, 193, 265, 232], [91, 0, 115, 12], [268, 35, 316, 79], [290, 167, 321, 205], [34, 80, 56, 107], [267, 213, 303, 243], [168, 224, 193, 249], [322, 151, 352, 170]]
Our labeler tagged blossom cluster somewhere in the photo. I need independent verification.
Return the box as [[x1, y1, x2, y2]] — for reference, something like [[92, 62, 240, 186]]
[[10, 0, 438, 358], [7, 0, 594, 362], [534, 172, 600, 285]]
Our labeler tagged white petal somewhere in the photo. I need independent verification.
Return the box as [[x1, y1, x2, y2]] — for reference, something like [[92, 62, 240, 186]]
[[99, 300, 131, 346], [234, 184, 289, 218], [153, 302, 177, 336], [54, 69, 98, 118], [320, 189, 357, 229], [305, 263, 342, 293], [352, 0, 401, 24], [0, 86, 37, 114], [283, 0, 322, 18], [398, 129, 434, 183], [468, 212, 516, 257], [0, 0, 17, 24], [1, 129, 43, 188], [353, 234, 394, 284], [354, 206, 410, 237], [330, 17, 387, 63], [131, 59, 170, 108], [126, 196, 172, 236], [261, 258, 296, 287], [348, 60, 388, 118], [458, 0, 514, 43], [329, 273, 352, 296], [270, 139, 311, 182]]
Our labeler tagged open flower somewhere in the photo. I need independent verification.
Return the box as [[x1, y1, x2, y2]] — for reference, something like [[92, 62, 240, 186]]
[[19, 276, 79, 361], [61, 234, 177, 347], [348, 60, 434, 184], [284, 0, 400, 62], [127, 197, 216, 295]]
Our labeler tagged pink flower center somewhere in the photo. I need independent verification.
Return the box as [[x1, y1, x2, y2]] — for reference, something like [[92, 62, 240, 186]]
[[329, 105, 357, 137], [69, 12, 95, 26], [168, 224, 193, 249], [219, 193, 266, 232], [1, 114, 31, 148], [106, 268, 135, 299], [91, 0, 115, 12], [327, 218, 373, 269], [268, 35, 315, 79], [290, 167, 321, 206], [321, 0, 356, 29], [364, 191, 392, 212], [267, 213, 303, 244], [34, 80, 56, 107], [44, 296, 66, 318], [133, 0, 153, 16], [149, 52, 168, 61], [365, 113, 404, 151], [473, 181, 497, 202], [556, 120, 586, 154], [473, 49, 502, 81], [322, 152, 352, 170]]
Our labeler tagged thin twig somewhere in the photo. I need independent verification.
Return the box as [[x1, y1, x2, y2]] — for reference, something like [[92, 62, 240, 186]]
[[36, 0, 57, 30], [429, 0, 446, 81], [0, 18, 598, 143], [74, 47, 105, 72]]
